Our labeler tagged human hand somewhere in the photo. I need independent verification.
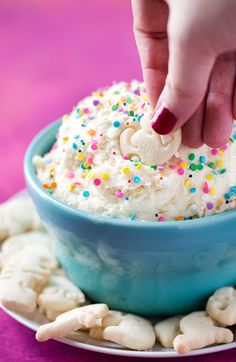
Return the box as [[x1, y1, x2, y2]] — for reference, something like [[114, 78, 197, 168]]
[[132, 0, 236, 148]]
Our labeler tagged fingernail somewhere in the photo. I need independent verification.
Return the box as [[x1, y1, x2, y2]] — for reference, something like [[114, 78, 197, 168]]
[[151, 105, 177, 135]]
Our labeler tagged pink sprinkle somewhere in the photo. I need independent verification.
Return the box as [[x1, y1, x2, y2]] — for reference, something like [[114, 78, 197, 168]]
[[87, 156, 93, 164], [220, 144, 228, 151], [91, 144, 98, 150], [203, 182, 209, 193], [177, 159, 183, 165], [83, 108, 90, 114], [177, 168, 184, 175], [169, 164, 177, 169], [211, 149, 218, 155], [52, 143, 58, 150], [123, 155, 129, 160], [115, 191, 123, 198], [94, 178, 101, 186], [74, 182, 81, 186], [158, 216, 166, 222], [67, 171, 75, 179]]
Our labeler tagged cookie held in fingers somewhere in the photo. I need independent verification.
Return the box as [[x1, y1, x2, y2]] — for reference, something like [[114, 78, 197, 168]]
[[102, 311, 156, 350], [206, 287, 236, 326], [173, 311, 233, 353], [36, 304, 109, 342], [120, 112, 181, 166]]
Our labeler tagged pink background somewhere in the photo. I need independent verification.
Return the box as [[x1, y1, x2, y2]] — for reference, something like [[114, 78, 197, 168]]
[[0, 1, 235, 361]]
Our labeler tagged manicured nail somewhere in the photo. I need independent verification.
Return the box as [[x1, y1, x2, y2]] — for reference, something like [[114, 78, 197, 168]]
[[151, 105, 177, 135]]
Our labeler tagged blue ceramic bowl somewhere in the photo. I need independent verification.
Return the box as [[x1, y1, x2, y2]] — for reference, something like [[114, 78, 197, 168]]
[[24, 120, 236, 316]]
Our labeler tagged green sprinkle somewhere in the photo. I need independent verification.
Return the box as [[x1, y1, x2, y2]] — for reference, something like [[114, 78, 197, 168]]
[[219, 168, 227, 174], [126, 97, 132, 103], [208, 162, 215, 169], [197, 164, 204, 170], [112, 104, 118, 111], [150, 164, 157, 170], [48, 189, 54, 195], [129, 110, 134, 116], [188, 153, 195, 161], [189, 164, 197, 171], [113, 91, 119, 95]]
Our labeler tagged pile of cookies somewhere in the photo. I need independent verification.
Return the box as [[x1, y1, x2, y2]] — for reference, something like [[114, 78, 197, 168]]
[[0, 194, 235, 353]]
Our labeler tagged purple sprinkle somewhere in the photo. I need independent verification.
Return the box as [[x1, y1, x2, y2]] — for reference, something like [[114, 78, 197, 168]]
[[207, 202, 214, 210], [93, 100, 100, 106], [134, 89, 140, 96], [158, 166, 165, 170]]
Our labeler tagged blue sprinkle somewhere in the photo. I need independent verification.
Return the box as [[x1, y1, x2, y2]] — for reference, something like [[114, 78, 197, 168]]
[[133, 176, 141, 184], [233, 134, 236, 140], [224, 193, 231, 199], [190, 187, 197, 193], [199, 156, 206, 163], [130, 213, 136, 221], [230, 186, 236, 194], [72, 143, 78, 150], [83, 191, 90, 198], [80, 163, 86, 170], [125, 197, 129, 201], [113, 120, 121, 128], [74, 134, 80, 139], [45, 159, 51, 165]]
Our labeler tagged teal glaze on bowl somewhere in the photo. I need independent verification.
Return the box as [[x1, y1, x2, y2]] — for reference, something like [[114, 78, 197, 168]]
[[24, 120, 236, 316]]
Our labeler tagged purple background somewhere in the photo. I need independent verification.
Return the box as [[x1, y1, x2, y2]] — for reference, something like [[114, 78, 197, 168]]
[[0, 1, 235, 361]]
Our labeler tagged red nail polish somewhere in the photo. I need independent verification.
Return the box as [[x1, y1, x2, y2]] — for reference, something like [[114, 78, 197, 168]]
[[151, 105, 177, 135]]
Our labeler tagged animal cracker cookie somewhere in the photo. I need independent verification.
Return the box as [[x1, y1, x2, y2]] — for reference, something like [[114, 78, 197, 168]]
[[0, 231, 55, 269], [173, 311, 233, 353], [0, 245, 57, 312], [155, 316, 182, 348], [38, 274, 86, 321], [206, 287, 236, 326], [102, 311, 156, 350], [0, 196, 43, 243], [119, 112, 181, 165], [36, 304, 109, 342]]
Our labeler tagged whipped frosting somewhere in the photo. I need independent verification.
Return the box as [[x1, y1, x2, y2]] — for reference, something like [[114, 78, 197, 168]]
[[34, 81, 236, 222]]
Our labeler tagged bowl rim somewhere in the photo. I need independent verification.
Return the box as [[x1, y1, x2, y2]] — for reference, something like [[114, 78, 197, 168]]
[[24, 119, 236, 229]]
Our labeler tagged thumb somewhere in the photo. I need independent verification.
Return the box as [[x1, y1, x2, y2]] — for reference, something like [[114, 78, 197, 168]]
[[151, 21, 215, 135]]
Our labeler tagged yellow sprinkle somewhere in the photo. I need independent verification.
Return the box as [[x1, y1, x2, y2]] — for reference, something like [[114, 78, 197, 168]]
[[206, 174, 214, 181], [77, 153, 85, 161], [218, 150, 224, 157], [184, 179, 191, 188], [179, 161, 188, 169], [101, 172, 110, 181], [62, 137, 69, 143], [62, 114, 69, 121], [85, 171, 95, 180], [143, 96, 149, 102], [135, 163, 142, 170], [210, 187, 216, 195], [68, 183, 75, 192], [84, 161, 90, 169], [121, 167, 131, 175], [216, 159, 224, 167], [88, 129, 96, 136]]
